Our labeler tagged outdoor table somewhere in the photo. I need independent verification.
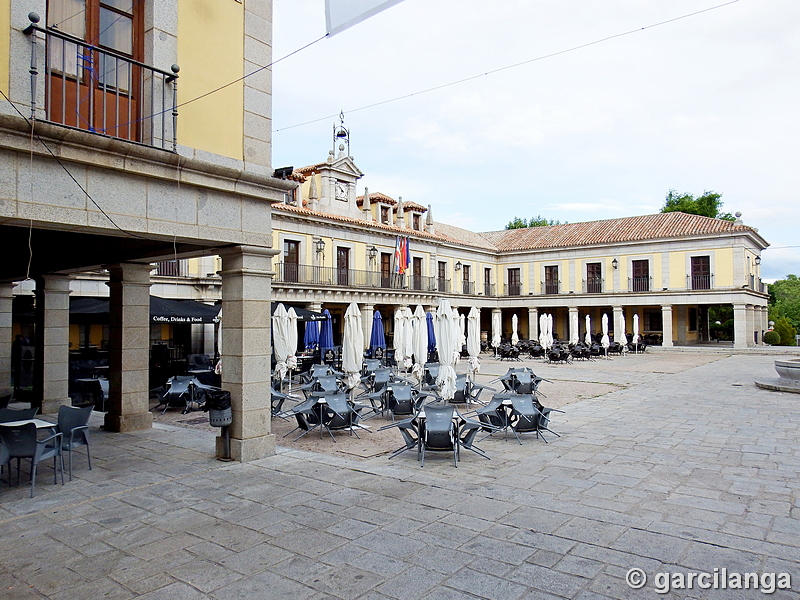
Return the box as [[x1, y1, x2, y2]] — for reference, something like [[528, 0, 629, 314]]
[[1, 418, 57, 429]]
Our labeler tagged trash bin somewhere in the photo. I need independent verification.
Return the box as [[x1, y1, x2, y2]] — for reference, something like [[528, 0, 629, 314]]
[[204, 389, 232, 426], [203, 388, 232, 459]]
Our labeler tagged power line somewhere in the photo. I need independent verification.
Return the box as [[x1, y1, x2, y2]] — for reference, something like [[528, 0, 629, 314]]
[[274, 0, 742, 133]]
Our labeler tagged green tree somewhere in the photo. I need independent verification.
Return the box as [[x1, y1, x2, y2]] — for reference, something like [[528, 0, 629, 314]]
[[505, 215, 563, 230], [660, 189, 735, 221], [773, 317, 797, 346], [769, 274, 800, 331]]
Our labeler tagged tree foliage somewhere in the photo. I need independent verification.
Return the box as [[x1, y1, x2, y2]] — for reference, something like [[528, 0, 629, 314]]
[[505, 215, 564, 230], [769, 274, 800, 331], [660, 189, 735, 221], [773, 317, 797, 346]]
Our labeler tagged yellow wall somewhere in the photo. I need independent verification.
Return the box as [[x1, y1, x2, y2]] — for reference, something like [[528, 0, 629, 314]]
[[177, 0, 244, 160], [715, 247, 734, 287], [69, 324, 80, 350], [670, 251, 685, 289], [0, 0, 9, 94]]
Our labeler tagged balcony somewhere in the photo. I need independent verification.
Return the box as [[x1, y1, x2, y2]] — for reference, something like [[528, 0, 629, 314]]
[[461, 281, 475, 295], [483, 283, 496, 297], [689, 274, 712, 290], [583, 277, 604, 294], [276, 263, 441, 292], [629, 276, 651, 292], [25, 20, 179, 151], [540, 281, 560, 295], [505, 283, 521, 296]]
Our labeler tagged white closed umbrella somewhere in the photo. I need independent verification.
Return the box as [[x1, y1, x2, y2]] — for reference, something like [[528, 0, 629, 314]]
[[539, 313, 547, 347], [633, 314, 640, 351], [402, 307, 414, 369], [466, 307, 481, 375], [412, 305, 428, 380], [491, 310, 501, 349], [570, 312, 579, 345], [585, 314, 592, 345], [342, 302, 363, 389], [286, 307, 299, 387], [393, 308, 407, 366], [547, 314, 554, 349], [435, 298, 458, 400], [272, 303, 292, 382], [601, 313, 610, 352], [616, 311, 627, 345], [511, 314, 519, 346], [459, 312, 467, 353]]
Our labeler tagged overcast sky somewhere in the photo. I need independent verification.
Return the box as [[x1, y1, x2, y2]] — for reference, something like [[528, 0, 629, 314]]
[[271, 0, 799, 280]]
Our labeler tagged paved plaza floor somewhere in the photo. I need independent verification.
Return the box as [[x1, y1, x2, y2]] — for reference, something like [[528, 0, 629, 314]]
[[1, 351, 799, 599]]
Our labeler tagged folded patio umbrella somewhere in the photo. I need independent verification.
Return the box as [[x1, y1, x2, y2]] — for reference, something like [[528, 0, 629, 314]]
[[319, 309, 334, 355], [426, 311, 436, 354], [370, 310, 386, 351], [304, 320, 320, 350]]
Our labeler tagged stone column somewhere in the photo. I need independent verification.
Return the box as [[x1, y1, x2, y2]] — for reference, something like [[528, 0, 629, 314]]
[[611, 306, 623, 343], [218, 245, 278, 461], [569, 307, 579, 344], [760, 306, 769, 344], [0, 284, 14, 392], [528, 307, 538, 341], [362, 304, 374, 350], [675, 305, 688, 345], [733, 303, 748, 349], [33, 275, 72, 415], [104, 264, 153, 432], [661, 305, 674, 347], [309, 302, 322, 314], [746, 304, 756, 345]]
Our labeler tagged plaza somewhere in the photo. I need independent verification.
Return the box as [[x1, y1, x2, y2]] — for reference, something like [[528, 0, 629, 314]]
[[2, 349, 798, 599]]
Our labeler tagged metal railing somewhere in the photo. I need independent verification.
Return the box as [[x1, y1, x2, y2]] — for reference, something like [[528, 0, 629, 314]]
[[689, 274, 712, 290], [155, 260, 185, 277], [276, 263, 443, 292], [541, 280, 560, 295], [25, 17, 179, 150], [483, 283, 496, 297], [461, 281, 475, 295], [629, 276, 651, 292], [583, 277, 604, 293], [505, 283, 521, 296]]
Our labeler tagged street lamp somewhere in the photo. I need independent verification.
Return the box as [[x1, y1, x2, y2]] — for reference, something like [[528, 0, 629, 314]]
[[754, 256, 761, 266], [454, 261, 462, 271], [368, 245, 378, 263], [315, 239, 325, 254], [612, 258, 619, 270]]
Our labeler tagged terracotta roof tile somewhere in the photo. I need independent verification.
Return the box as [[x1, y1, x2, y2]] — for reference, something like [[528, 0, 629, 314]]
[[356, 192, 396, 206], [273, 203, 468, 244], [480, 212, 760, 251]]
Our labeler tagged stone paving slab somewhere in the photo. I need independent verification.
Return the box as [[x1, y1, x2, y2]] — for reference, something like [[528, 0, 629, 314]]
[[2, 352, 799, 598]]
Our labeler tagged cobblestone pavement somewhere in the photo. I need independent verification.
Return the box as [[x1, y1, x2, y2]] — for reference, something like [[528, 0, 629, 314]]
[[1, 352, 799, 599]]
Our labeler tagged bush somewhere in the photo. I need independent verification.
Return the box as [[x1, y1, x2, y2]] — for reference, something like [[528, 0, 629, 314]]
[[763, 330, 781, 345], [774, 317, 797, 346]]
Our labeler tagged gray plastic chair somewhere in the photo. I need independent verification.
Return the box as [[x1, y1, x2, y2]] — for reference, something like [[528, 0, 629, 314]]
[[0, 407, 39, 423], [56, 405, 92, 480], [0, 422, 64, 497]]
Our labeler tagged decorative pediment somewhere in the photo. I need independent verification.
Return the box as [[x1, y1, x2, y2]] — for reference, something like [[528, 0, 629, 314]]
[[323, 155, 364, 180]]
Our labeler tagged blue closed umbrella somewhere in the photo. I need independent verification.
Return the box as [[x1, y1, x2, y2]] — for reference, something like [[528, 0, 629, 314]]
[[370, 310, 386, 351], [426, 312, 437, 352], [303, 320, 319, 350], [319, 309, 334, 353]]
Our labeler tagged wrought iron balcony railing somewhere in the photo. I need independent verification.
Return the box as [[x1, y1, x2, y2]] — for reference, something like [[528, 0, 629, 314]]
[[629, 276, 651, 292], [25, 16, 179, 151], [540, 280, 560, 295], [583, 277, 604, 294], [505, 283, 521, 296], [276, 263, 441, 292], [688, 274, 712, 290]]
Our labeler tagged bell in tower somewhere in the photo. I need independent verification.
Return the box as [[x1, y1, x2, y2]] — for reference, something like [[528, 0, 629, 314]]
[[333, 111, 350, 157]]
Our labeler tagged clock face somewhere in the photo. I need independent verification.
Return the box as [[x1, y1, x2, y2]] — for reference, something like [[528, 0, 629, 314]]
[[335, 181, 348, 201]]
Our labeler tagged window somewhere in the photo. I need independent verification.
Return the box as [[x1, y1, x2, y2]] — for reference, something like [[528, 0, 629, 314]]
[[413, 256, 423, 290], [586, 262, 602, 293], [631, 260, 649, 292], [284, 240, 299, 282], [381, 253, 392, 288], [337, 247, 349, 286], [46, 0, 143, 139], [380, 206, 390, 224], [645, 308, 662, 331], [507, 268, 521, 296], [544, 265, 559, 294], [438, 261, 447, 292], [691, 256, 711, 290], [413, 214, 421, 230], [462, 264, 471, 294], [484, 268, 493, 296]]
